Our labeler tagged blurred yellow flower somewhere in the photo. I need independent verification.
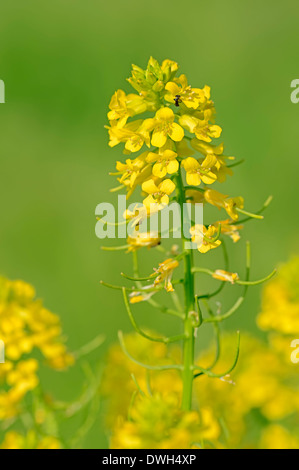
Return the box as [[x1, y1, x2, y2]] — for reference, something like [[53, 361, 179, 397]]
[[0, 431, 61, 450], [0, 276, 74, 420], [101, 332, 182, 427], [110, 393, 221, 449], [259, 425, 299, 450], [257, 257, 299, 335], [195, 332, 299, 449]]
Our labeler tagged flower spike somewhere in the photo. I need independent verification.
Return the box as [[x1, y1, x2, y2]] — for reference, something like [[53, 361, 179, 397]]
[[101, 58, 275, 423]]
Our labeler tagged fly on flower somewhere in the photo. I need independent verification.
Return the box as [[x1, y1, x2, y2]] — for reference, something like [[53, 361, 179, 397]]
[[174, 94, 182, 107]]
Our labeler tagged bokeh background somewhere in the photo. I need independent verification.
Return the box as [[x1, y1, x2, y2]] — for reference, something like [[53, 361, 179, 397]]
[[0, 0, 298, 448]]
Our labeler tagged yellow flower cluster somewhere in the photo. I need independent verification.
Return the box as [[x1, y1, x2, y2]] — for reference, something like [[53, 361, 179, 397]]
[[111, 393, 221, 449], [257, 256, 299, 335], [0, 276, 74, 420], [106, 57, 244, 253], [103, 301, 299, 450], [0, 430, 61, 449], [195, 332, 299, 449], [101, 332, 181, 426], [101, 333, 221, 449], [192, 258, 299, 449]]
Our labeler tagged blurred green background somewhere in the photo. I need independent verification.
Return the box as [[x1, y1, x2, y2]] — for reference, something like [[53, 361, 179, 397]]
[[0, 0, 298, 448]]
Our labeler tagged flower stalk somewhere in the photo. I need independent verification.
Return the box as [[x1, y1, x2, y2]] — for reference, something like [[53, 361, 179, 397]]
[[175, 165, 196, 410], [101, 57, 275, 421]]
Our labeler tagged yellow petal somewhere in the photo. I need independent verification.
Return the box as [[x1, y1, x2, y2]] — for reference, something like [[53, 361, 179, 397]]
[[116, 161, 127, 171], [140, 118, 156, 132], [156, 107, 174, 121], [190, 224, 206, 237], [205, 225, 218, 238], [209, 125, 222, 138], [151, 129, 167, 148], [203, 85, 211, 99], [204, 189, 227, 207], [179, 74, 188, 88], [146, 152, 159, 163], [186, 173, 201, 186], [165, 82, 181, 96], [143, 194, 156, 209], [212, 240, 222, 249], [202, 154, 217, 169], [161, 59, 178, 73], [198, 244, 211, 254], [166, 159, 179, 174], [201, 171, 217, 184], [195, 132, 212, 143], [152, 163, 167, 178], [159, 179, 176, 195], [212, 269, 239, 283], [160, 194, 170, 205], [182, 99, 199, 109], [162, 149, 177, 160], [129, 294, 144, 304], [125, 137, 142, 153], [179, 115, 198, 133], [182, 157, 200, 172], [185, 189, 205, 204], [142, 179, 159, 194], [168, 122, 184, 142]]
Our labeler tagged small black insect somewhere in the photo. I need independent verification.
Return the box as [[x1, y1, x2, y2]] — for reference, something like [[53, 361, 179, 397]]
[[174, 94, 182, 107]]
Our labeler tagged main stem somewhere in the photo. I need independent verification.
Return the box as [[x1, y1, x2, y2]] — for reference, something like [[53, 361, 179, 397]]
[[175, 166, 195, 411]]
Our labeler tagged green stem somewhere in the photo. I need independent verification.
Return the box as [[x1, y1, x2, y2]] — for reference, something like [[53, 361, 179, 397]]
[[237, 195, 273, 224], [236, 207, 264, 220], [175, 166, 195, 411]]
